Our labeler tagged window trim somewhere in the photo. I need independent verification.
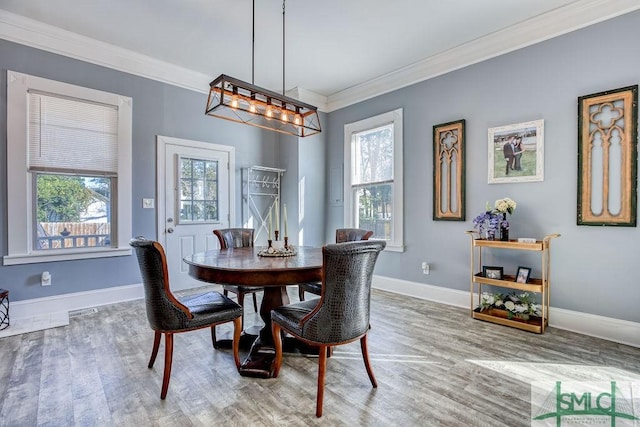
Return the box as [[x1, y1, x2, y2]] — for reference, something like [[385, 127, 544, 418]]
[[343, 108, 404, 252], [5, 70, 132, 265]]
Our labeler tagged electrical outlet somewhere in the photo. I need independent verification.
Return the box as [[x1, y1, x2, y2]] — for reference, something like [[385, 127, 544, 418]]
[[42, 271, 51, 286], [421, 261, 430, 275]]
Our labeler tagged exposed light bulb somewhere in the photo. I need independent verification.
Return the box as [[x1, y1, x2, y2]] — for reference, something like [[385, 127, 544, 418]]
[[281, 111, 289, 122], [249, 103, 257, 113], [294, 114, 302, 125], [266, 107, 273, 119], [230, 96, 239, 108]]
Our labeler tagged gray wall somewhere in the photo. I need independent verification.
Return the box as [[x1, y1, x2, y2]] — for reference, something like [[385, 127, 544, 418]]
[[0, 40, 280, 301], [278, 117, 327, 248], [326, 10, 640, 323]]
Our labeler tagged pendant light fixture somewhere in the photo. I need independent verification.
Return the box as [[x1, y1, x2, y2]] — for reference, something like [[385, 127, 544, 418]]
[[205, 0, 321, 137]]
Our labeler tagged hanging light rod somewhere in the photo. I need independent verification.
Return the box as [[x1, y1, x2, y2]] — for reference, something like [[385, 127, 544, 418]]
[[205, 0, 321, 137]]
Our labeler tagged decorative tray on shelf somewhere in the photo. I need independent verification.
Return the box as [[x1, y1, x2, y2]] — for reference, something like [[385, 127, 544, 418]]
[[257, 246, 297, 257]]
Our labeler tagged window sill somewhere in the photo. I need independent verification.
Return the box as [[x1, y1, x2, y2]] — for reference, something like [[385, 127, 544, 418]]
[[383, 244, 405, 253], [3, 247, 132, 265]]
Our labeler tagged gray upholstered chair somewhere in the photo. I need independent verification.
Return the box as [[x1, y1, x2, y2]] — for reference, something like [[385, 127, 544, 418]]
[[213, 228, 262, 337], [297, 228, 373, 301], [130, 237, 242, 399], [271, 240, 386, 417]]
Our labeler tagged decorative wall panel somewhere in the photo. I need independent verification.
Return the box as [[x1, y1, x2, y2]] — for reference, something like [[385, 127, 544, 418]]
[[433, 119, 465, 220], [578, 86, 638, 226]]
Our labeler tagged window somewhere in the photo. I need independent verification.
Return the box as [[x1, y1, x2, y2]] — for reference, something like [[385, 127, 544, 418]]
[[344, 109, 403, 251], [179, 157, 219, 222], [5, 70, 132, 265]]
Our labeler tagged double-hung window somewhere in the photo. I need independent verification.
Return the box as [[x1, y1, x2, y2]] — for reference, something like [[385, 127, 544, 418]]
[[344, 109, 404, 251], [5, 71, 132, 265]]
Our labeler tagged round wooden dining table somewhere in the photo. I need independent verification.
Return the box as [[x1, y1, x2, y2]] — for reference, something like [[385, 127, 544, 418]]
[[183, 245, 322, 378]]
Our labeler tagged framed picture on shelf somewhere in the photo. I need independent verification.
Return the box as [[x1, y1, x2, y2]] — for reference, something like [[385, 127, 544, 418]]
[[515, 266, 532, 283], [488, 119, 544, 184], [482, 266, 503, 280]]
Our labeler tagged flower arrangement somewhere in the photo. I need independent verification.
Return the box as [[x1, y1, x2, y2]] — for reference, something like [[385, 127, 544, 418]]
[[494, 197, 517, 215], [479, 291, 540, 320], [472, 209, 500, 239], [473, 197, 517, 239]]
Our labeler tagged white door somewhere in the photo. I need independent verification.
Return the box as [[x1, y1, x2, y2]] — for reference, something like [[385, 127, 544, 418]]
[[157, 136, 235, 289]]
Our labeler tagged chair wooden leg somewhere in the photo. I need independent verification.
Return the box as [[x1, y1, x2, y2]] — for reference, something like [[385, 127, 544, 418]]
[[148, 331, 161, 369], [316, 345, 328, 417], [360, 334, 377, 388], [298, 286, 305, 301], [271, 323, 283, 378], [232, 317, 242, 369], [252, 293, 258, 312], [237, 292, 246, 329], [237, 292, 245, 308], [223, 289, 228, 297], [211, 325, 219, 349], [161, 333, 174, 399]]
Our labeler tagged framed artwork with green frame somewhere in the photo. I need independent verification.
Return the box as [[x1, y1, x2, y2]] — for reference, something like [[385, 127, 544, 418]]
[[433, 119, 465, 221], [577, 85, 638, 226]]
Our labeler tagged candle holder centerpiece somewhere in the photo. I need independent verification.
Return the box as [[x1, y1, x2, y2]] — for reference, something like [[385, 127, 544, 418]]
[[260, 202, 296, 256]]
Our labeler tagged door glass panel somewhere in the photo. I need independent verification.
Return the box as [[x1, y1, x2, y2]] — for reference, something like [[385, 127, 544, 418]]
[[179, 157, 219, 223]]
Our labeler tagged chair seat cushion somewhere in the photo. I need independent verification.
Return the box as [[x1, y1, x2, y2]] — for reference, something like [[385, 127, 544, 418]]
[[271, 299, 320, 337], [179, 291, 243, 330]]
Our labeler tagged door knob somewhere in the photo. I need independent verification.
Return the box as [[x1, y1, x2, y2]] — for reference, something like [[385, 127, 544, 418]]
[[167, 228, 174, 233], [167, 218, 174, 223]]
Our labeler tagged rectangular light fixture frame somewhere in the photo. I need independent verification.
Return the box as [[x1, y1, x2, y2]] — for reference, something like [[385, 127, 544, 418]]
[[205, 74, 321, 138]]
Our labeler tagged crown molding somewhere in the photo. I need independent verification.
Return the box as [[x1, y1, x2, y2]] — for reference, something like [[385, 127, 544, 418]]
[[0, 10, 211, 94], [0, 9, 330, 112], [286, 87, 329, 112], [2, 2, 639, 114], [326, 0, 640, 112]]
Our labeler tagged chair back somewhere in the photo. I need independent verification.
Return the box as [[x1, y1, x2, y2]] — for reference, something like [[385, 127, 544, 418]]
[[335, 228, 373, 243], [214, 228, 254, 249], [130, 238, 192, 331], [302, 240, 385, 343]]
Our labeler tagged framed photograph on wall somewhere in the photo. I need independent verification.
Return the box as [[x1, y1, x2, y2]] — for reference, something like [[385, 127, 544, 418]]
[[488, 119, 544, 184]]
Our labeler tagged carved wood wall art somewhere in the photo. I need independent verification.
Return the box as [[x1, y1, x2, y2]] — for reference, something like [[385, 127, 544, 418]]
[[433, 119, 465, 220], [578, 85, 638, 226]]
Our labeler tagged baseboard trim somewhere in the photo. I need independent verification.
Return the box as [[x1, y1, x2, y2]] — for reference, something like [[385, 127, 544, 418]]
[[9, 278, 640, 348], [373, 275, 640, 348], [10, 283, 144, 320]]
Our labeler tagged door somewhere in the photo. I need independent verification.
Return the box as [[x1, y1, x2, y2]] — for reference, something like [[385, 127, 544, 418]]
[[157, 136, 236, 289]]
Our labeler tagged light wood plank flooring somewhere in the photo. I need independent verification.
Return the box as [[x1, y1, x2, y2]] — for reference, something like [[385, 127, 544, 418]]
[[1, 287, 639, 426]]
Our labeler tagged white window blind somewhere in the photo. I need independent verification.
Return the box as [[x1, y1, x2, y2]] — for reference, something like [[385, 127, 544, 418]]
[[28, 91, 119, 175]]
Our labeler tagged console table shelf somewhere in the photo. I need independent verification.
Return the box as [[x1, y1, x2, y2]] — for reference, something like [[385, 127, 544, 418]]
[[465, 232, 560, 333]]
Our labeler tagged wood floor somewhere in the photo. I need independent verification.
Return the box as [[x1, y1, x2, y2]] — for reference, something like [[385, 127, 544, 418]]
[[1, 287, 639, 427]]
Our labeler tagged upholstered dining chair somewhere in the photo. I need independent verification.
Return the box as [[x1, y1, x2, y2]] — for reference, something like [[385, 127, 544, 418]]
[[271, 240, 386, 417], [213, 228, 262, 337], [297, 228, 374, 301], [129, 237, 242, 399]]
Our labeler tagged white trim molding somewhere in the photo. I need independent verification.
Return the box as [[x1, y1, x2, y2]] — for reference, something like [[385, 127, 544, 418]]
[[6, 276, 640, 349], [2, 2, 640, 113], [9, 283, 144, 321], [327, 0, 640, 111], [373, 275, 640, 349]]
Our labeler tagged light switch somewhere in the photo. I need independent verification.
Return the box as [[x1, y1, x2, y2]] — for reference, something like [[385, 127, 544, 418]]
[[142, 198, 155, 209]]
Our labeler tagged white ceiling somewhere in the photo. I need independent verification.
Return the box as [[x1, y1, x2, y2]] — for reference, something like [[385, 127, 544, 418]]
[[1, 0, 639, 110]]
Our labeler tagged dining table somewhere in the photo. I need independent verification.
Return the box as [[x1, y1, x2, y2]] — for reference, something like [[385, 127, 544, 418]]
[[183, 245, 323, 378]]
